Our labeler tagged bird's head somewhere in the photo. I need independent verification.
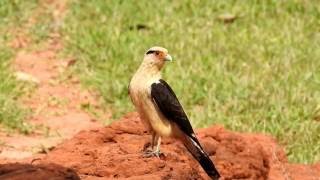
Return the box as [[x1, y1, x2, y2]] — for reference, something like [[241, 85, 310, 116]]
[[143, 46, 172, 70]]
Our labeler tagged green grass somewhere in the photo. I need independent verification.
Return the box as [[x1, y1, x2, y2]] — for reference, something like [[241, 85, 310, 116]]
[[0, 0, 38, 133], [62, 0, 320, 163]]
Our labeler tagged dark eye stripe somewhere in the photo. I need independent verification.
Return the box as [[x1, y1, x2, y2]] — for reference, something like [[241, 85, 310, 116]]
[[146, 50, 156, 55]]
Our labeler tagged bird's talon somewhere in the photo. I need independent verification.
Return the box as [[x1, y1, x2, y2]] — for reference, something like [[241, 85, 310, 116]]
[[155, 151, 164, 158], [142, 150, 163, 158], [142, 149, 153, 158]]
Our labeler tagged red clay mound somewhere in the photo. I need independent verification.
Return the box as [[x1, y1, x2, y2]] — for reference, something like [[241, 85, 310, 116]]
[[20, 113, 319, 179]]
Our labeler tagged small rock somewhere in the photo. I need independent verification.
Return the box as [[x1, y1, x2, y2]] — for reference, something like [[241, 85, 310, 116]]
[[129, 24, 150, 31], [14, 71, 40, 84], [218, 13, 237, 23], [67, 58, 77, 67]]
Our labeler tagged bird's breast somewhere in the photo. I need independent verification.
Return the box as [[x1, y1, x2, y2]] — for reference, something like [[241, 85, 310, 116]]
[[129, 75, 172, 137]]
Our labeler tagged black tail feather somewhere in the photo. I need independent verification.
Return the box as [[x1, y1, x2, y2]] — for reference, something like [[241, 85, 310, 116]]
[[183, 135, 220, 180]]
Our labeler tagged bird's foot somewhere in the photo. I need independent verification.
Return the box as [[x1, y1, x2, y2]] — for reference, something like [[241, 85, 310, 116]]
[[142, 149, 164, 158]]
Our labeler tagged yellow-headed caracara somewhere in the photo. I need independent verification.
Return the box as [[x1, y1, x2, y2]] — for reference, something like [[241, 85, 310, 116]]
[[129, 46, 220, 180]]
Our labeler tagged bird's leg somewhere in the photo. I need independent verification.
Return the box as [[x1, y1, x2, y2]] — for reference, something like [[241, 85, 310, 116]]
[[151, 131, 157, 150], [143, 131, 156, 156], [143, 130, 155, 151], [143, 133, 163, 158], [153, 136, 163, 158]]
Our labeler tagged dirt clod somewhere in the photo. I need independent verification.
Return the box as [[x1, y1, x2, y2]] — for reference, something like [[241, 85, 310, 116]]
[[14, 112, 315, 179], [0, 163, 80, 180]]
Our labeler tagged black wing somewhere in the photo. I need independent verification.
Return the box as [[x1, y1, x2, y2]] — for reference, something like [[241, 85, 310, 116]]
[[151, 80, 220, 179], [151, 79, 195, 137]]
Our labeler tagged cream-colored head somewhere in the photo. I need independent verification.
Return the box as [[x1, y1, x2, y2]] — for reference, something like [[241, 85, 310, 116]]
[[142, 46, 172, 70]]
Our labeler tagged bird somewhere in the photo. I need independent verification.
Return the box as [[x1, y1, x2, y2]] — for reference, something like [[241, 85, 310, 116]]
[[128, 46, 220, 180]]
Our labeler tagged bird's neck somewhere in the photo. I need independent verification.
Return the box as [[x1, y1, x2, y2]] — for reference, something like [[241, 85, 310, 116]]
[[136, 61, 162, 79]]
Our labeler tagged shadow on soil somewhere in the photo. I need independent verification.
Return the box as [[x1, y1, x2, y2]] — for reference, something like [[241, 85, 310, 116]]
[[0, 162, 80, 180]]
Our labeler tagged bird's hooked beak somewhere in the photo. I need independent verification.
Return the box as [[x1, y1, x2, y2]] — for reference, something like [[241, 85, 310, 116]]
[[164, 54, 173, 62]]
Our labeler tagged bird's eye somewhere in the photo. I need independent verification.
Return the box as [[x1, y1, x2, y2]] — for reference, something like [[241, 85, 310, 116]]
[[155, 52, 159, 56]]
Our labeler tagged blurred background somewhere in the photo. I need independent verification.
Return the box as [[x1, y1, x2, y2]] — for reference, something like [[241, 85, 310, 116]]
[[0, 0, 319, 163]]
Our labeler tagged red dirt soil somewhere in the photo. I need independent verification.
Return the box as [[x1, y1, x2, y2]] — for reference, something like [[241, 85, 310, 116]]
[[2, 113, 318, 180], [0, 0, 105, 160]]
